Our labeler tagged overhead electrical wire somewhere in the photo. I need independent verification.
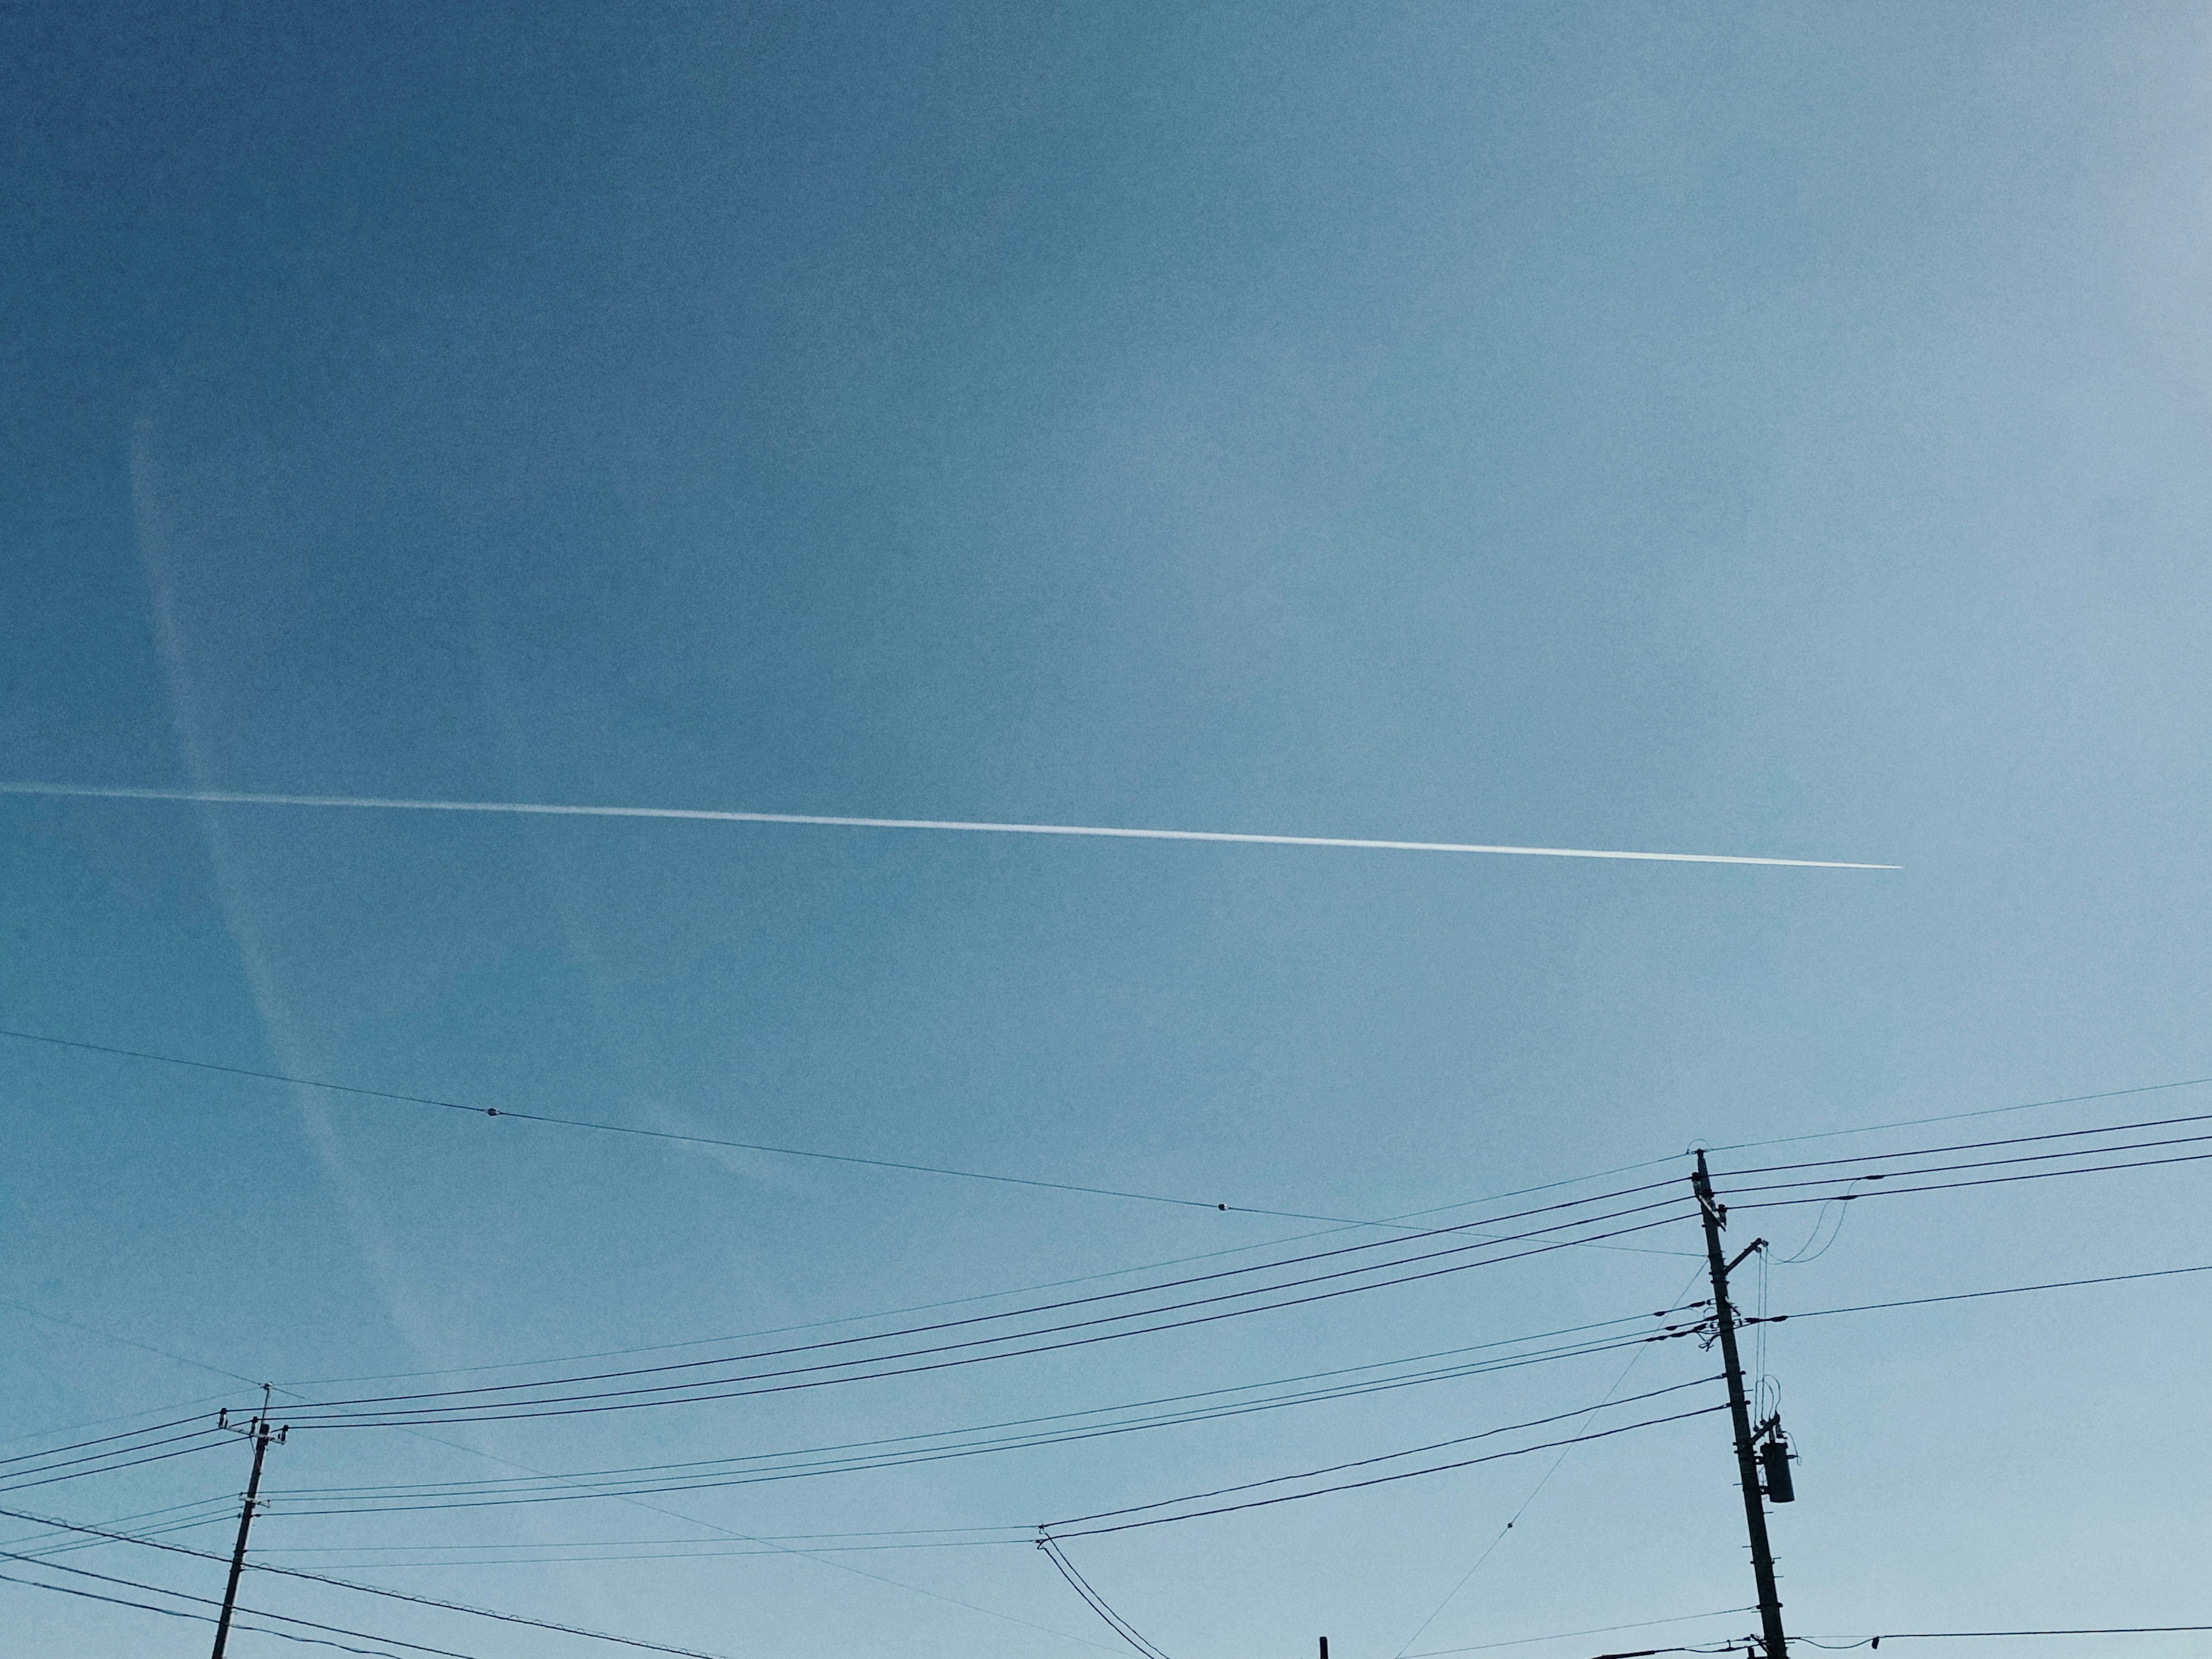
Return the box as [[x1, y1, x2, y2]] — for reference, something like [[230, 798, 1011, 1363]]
[[1799, 1626, 2212, 1644], [1706, 1073, 2212, 1157], [1715, 1146, 2212, 1213], [1400, 1607, 1756, 1658], [0, 1509, 737, 1658], [0, 1025, 1252, 1215], [1039, 1536, 1176, 1659], [1044, 1403, 1728, 1540], [271, 1300, 1707, 1497], [267, 1325, 1710, 1514], [1045, 1377, 1717, 1533], [0, 1569, 439, 1659], [286, 1179, 1685, 1407], [0, 1550, 493, 1659], [0, 1412, 222, 1471], [1713, 1126, 2212, 1194], [1716, 1107, 2212, 1176], [278, 1209, 1698, 1429], [0, 1433, 232, 1495], [271, 1178, 1687, 1418], [1738, 1260, 2212, 1328]]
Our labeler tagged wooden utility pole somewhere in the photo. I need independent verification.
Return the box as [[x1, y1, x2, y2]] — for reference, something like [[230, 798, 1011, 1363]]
[[1693, 1149, 1788, 1659], [209, 1396, 285, 1659]]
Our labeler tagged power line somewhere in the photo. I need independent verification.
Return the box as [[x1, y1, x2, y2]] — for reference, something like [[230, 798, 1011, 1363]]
[[274, 1154, 1700, 1393], [0, 1433, 231, 1494], [1713, 1126, 2212, 1195], [0, 1025, 1249, 1214], [283, 1179, 1683, 1412], [1401, 1608, 1757, 1657], [279, 1210, 1696, 1429], [1039, 1536, 1176, 1659], [0, 1414, 222, 1472], [1740, 1260, 2212, 1328], [1802, 1627, 2212, 1643], [1048, 1378, 1719, 1531], [0, 1510, 736, 1658], [1047, 1404, 1728, 1539], [272, 1301, 1709, 1503], [1390, 1262, 1712, 1658], [1707, 1074, 2212, 1157], [0, 1567, 435, 1659], [1719, 1147, 2212, 1213], [1715, 1107, 2212, 1177], [0, 1550, 490, 1659], [270, 1332, 1704, 1515]]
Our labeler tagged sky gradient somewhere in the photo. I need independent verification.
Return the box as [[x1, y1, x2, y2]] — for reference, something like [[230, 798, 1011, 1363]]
[[4, 5, 2210, 1658]]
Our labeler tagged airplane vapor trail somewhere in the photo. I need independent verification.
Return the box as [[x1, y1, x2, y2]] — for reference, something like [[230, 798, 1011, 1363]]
[[0, 783, 1896, 869]]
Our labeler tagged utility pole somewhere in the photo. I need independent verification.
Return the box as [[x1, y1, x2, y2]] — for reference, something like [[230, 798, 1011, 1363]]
[[209, 1390, 286, 1659], [1693, 1150, 1788, 1659]]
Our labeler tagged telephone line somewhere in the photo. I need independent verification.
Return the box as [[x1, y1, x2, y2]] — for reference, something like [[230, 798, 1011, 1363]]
[[287, 1177, 1684, 1411], [1740, 1260, 2212, 1328], [280, 1186, 1688, 1416], [1047, 1377, 1717, 1531], [1047, 1404, 1726, 1539], [1712, 1127, 2212, 1195], [271, 1334, 1700, 1514], [0, 1551, 490, 1659], [274, 1301, 1707, 1499], [0, 1569, 444, 1659], [1715, 1107, 2212, 1177], [1719, 1147, 2212, 1213], [281, 1211, 1696, 1428], [0, 1025, 1245, 1215], [0, 1508, 736, 1658]]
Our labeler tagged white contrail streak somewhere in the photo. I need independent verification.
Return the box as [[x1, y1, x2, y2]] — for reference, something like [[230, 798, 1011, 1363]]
[[0, 783, 1897, 869]]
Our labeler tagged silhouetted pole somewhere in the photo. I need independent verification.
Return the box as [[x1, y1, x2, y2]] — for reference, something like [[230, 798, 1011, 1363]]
[[209, 1407, 283, 1659], [1692, 1149, 1787, 1659]]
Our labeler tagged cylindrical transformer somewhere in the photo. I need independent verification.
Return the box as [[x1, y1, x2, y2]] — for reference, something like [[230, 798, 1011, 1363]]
[[1760, 1435, 1796, 1503]]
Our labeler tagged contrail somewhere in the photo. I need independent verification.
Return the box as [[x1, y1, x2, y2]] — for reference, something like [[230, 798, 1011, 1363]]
[[0, 783, 1897, 869]]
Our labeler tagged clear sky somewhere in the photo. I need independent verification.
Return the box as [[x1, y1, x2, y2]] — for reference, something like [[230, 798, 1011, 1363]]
[[3, 5, 2210, 1658]]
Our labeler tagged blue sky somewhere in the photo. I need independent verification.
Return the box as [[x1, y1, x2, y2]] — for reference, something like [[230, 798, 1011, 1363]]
[[4, 4, 2210, 1657]]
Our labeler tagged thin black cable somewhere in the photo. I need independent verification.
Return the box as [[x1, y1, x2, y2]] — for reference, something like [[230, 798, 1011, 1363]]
[[1823, 1627, 2212, 1640], [1399, 1608, 1756, 1658], [0, 1434, 230, 1494], [278, 1196, 1695, 1422], [1048, 1377, 1718, 1530], [0, 1412, 218, 1470], [0, 1025, 1253, 1213], [274, 1299, 1709, 1499], [285, 1177, 1687, 1413], [1739, 1260, 2212, 1328], [1391, 1262, 1711, 1659], [0, 1550, 490, 1659], [0, 1521, 731, 1658], [1719, 1107, 2212, 1177], [1719, 1147, 2212, 1211], [271, 1333, 1700, 1515], [1040, 1536, 1175, 1659], [1713, 1128, 2212, 1195], [0, 1423, 224, 1484], [276, 1154, 1699, 1391], [1708, 1073, 2212, 1156], [283, 1210, 1699, 1429], [1048, 1405, 1728, 1539], [0, 1569, 431, 1659]]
